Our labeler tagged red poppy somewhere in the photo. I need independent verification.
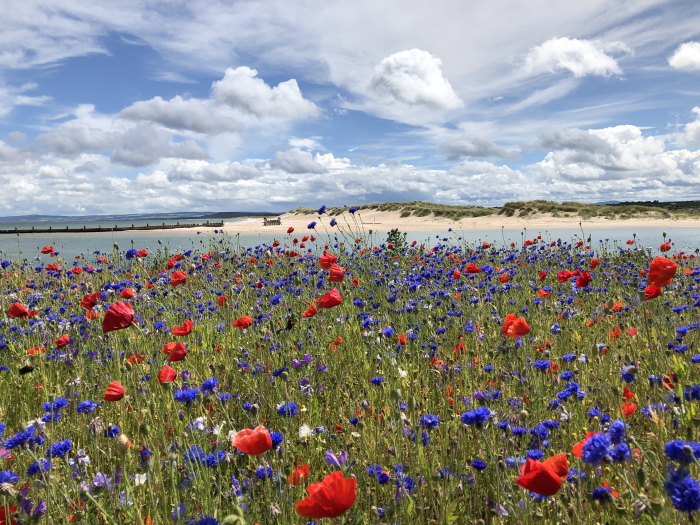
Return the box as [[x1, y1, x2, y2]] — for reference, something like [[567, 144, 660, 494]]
[[319, 288, 342, 309], [590, 258, 599, 269], [288, 464, 310, 485], [119, 288, 136, 299], [501, 313, 531, 338], [296, 471, 357, 519], [170, 270, 187, 287], [0, 504, 18, 525], [40, 246, 54, 254], [217, 295, 228, 307], [55, 335, 70, 348], [162, 342, 188, 362], [398, 334, 407, 345], [136, 249, 148, 257], [644, 284, 662, 300], [318, 253, 338, 270], [499, 273, 511, 283], [81, 293, 101, 311], [464, 263, 482, 273], [287, 227, 294, 234], [27, 346, 45, 355], [538, 270, 547, 281], [621, 401, 637, 417], [660, 242, 671, 252], [625, 240, 635, 245], [171, 320, 193, 336], [104, 381, 125, 401], [102, 302, 134, 334], [302, 302, 318, 318], [537, 289, 552, 298], [328, 264, 345, 283], [233, 316, 254, 331], [71, 268, 83, 275], [166, 258, 176, 270], [648, 257, 678, 287], [453, 269, 462, 279], [7, 302, 37, 319], [516, 453, 569, 496], [557, 270, 573, 283], [575, 270, 592, 288], [622, 386, 635, 399], [126, 354, 145, 365], [46, 263, 61, 271], [157, 364, 177, 384], [232, 426, 273, 455]]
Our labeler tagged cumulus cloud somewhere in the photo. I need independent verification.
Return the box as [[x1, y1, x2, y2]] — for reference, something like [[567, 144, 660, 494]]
[[167, 159, 262, 183], [288, 136, 324, 150], [110, 124, 209, 167], [439, 135, 520, 161], [369, 49, 462, 110], [74, 161, 99, 173], [682, 107, 700, 146], [119, 95, 243, 135], [269, 147, 327, 174], [669, 42, 700, 71], [35, 121, 117, 157], [534, 125, 669, 182], [526, 128, 616, 155], [211, 66, 319, 119], [521, 37, 632, 77], [6, 131, 26, 145]]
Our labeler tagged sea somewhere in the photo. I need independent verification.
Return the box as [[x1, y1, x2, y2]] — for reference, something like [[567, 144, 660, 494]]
[[0, 216, 698, 260]]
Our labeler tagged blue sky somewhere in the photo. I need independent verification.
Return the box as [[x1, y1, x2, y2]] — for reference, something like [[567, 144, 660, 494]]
[[2, 0, 700, 215]]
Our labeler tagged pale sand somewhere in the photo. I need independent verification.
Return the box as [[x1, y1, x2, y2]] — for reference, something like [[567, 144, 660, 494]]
[[168, 210, 700, 235]]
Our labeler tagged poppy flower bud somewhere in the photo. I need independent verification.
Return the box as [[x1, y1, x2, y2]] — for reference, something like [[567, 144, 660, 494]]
[[626, 366, 638, 375], [408, 396, 416, 410], [280, 371, 289, 381], [390, 388, 402, 401], [519, 410, 529, 421], [356, 420, 365, 429]]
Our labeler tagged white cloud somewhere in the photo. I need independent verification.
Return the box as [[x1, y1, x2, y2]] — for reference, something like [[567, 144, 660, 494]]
[[683, 107, 700, 146], [167, 159, 262, 183], [119, 95, 243, 135], [669, 42, 700, 71], [0, 83, 51, 118], [521, 37, 632, 77], [110, 124, 209, 167], [212, 66, 319, 120], [6, 131, 26, 145], [369, 49, 462, 110], [35, 121, 117, 157], [288, 136, 324, 150], [269, 147, 327, 174], [439, 135, 520, 161]]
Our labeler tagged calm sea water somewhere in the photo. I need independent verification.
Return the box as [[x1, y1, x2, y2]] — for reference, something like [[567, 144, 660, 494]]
[[0, 220, 697, 260]]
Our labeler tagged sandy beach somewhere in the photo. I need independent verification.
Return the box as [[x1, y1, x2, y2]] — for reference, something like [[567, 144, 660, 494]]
[[165, 210, 700, 235]]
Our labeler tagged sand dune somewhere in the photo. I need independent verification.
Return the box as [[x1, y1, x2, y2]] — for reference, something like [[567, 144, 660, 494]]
[[170, 209, 700, 234]]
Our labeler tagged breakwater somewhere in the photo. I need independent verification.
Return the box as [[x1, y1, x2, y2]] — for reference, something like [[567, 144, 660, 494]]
[[0, 221, 224, 234]]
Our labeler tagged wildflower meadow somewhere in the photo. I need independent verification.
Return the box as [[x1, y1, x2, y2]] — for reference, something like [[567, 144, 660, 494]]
[[1, 208, 700, 524]]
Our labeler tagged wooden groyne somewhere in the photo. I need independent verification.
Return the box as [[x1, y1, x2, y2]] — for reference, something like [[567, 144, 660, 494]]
[[0, 221, 224, 235]]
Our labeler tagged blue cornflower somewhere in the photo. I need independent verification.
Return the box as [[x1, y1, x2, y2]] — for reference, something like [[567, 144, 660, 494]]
[[277, 402, 298, 417], [665, 466, 700, 513], [103, 425, 121, 438], [318, 206, 326, 215], [307, 222, 317, 229], [370, 377, 385, 385], [526, 449, 545, 461], [665, 440, 700, 463], [349, 208, 357, 214], [200, 377, 219, 396], [330, 218, 337, 227], [0, 471, 19, 484], [270, 432, 284, 448], [382, 327, 395, 337], [610, 443, 630, 463], [591, 487, 613, 501], [125, 249, 138, 260], [272, 367, 289, 377], [26, 460, 51, 477], [377, 471, 390, 484], [46, 439, 72, 459], [174, 388, 200, 403], [76, 400, 97, 413], [460, 406, 491, 427], [43, 397, 69, 412], [471, 460, 487, 471], [550, 323, 561, 335], [255, 466, 273, 479], [685, 385, 700, 401], [581, 433, 611, 465], [533, 360, 550, 370], [419, 414, 440, 429], [184, 446, 206, 464], [366, 465, 383, 477], [607, 420, 626, 445], [205, 451, 225, 468], [560, 371, 574, 381]]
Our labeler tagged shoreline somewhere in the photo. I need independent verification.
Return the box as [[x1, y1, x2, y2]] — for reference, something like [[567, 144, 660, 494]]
[[142, 210, 700, 235]]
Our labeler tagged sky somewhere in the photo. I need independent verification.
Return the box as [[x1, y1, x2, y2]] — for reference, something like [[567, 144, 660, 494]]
[[2, 1, 700, 215]]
